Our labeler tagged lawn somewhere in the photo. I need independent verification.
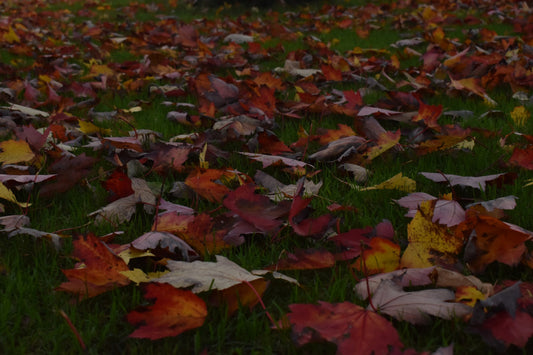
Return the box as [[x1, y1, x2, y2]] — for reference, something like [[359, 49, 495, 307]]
[[0, 0, 532, 354]]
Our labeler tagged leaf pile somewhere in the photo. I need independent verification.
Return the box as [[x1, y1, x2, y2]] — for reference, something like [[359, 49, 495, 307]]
[[1, 0, 533, 353]]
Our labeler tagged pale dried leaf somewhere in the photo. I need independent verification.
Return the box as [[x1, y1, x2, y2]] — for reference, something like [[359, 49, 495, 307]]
[[151, 255, 262, 293]]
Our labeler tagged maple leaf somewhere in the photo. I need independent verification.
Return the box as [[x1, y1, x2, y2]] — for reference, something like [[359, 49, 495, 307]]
[[148, 144, 190, 174], [265, 248, 335, 271], [401, 200, 464, 268], [456, 214, 532, 273], [0, 139, 35, 165], [151, 255, 263, 293], [469, 282, 533, 350], [352, 237, 401, 275], [289, 194, 332, 237], [209, 278, 269, 315], [355, 267, 493, 300], [127, 283, 207, 340], [239, 152, 309, 169], [185, 168, 235, 203], [89, 178, 157, 225], [412, 100, 443, 130], [130, 231, 198, 261], [39, 154, 97, 199], [449, 76, 497, 106], [329, 226, 373, 261], [395, 192, 465, 227], [287, 301, 403, 355], [102, 170, 134, 201], [56, 234, 130, 299], [370, 279, 472, 324], [0, 181, 30, 208], [420, 172, 507, 191], [223, 183, 287, 232], [359, 173, 416, 192], [363, 129, 401, 161], [508, 146, 533, 170]]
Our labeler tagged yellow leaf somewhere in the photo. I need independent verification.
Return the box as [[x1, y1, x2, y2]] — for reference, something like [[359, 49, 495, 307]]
[[199, 143, 209, 169], [0, 140, 35, 165], [78, 120, 111, 136], [120, 268, 168, 285], [510, 106, 530, 127], [360, 173, 416, 192], [4, 26, 20, 43], [0, 181, 30, 207], [352, 237, 400, 275], [117, 249, 155, 265], [400, 200, 463, 268], [455, 286, 487, 307]]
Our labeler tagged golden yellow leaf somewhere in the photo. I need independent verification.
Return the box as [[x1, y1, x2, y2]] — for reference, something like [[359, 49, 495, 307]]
[[4, 26, 20, 43], [78, 120, 111, 136], [0, 140, 35, 165], [117, 249, 155, 265], [0, 181, 30, 207], [400, 200, 463, 268], [455, 285, 487, 307], [360, 173, 416, 192], [352, 237, 400, 275], [120, 268, 169, 285], [510, 106, 530, 127]]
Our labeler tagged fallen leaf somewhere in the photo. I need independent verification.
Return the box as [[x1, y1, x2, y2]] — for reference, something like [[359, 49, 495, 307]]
[[265, 248, 335, 271], [359, 173, 416, 192], [127, 283, 207, 340], [509, 146, 533, 170], [151, 255, 263, 293], [0, 181, 30, 207], [223, 183, 287, 232], [185, 168, 235, 203], [370, 279, 472, 324], [239, 152, 309, 169], [130, 231, 198, 261], [401, 200, 464, 268], [56, 234, 130, 299], [457, 214, 531, 273], [89, 178, 157, 225], [420, 172, 506, 191], [352, 237, 401, 275], [0, 140, 35, 165], [209, 278, 269, 315], [287, 301, 403, 355]]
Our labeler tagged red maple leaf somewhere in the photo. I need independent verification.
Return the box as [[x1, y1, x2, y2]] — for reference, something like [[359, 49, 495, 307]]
[[509, 146, 533, 170], [265, 248, 335, 270], [102, 169, 134, 201], [288, 301, 403, 355], [223, 184, 287, 232]]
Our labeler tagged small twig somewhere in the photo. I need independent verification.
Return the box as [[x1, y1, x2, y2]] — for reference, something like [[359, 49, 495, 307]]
[[53, 221, 92, 235], [59, 309, 86, 351]]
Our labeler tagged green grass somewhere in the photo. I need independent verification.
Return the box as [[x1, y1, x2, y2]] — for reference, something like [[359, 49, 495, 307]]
[[1, 0, 532, 354]]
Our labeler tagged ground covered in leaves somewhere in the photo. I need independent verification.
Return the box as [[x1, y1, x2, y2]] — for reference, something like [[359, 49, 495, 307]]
[[1, 0, 533, 353]]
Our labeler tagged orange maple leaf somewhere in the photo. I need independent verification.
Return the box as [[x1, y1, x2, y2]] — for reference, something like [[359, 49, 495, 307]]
[[56, 234, 130, 299], [185, 168, 235, 203], [456, 214, 532, 273], [127, 283, 207, 340]]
